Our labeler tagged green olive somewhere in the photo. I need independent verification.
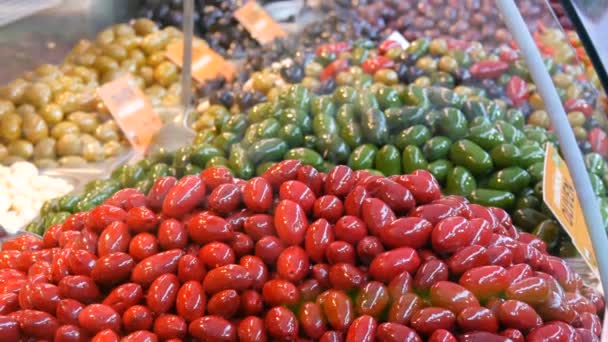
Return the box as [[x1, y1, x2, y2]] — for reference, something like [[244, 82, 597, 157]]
[[95, 121, 119, 142], [139, 66, 155, 86], [374, 69, 399, 85], [305, 62, 323, 77], [567, 111, 586, 127], [133, 18, 158, 35], [23, 82, 52, 108], [0, 100, 15, 119], [22, 113, 49, 143], [40, 104, 64, 126], [145, 85, 167, 99], [566, 84, 582, 100], [94, 56, 119, 73], [553, 73, 573, 88], [103, 44, 128, 61], [0, 144, 7, 160], [75, 52, 97, 67], [58, 156, 87, 167], [154, 62, 179, 87], [163, 26, 181, 38], [438, 56, 458, 73], [101, 69, 126, 83], [56, 133, 82, 156], [529, 93, 545, 110], [33, 137, 56, 159], [104, 140, 123, 157], [416, 56, 438, 73], [80, 133, 97, 144], [55, 91, 80, 113], [573, 126, 587, 140], [69, 66, 97, 84], [252, 72, 275, 93], [528, 110, 551, 128], [113, 23, 135, 37], [82, 140, 104, 162], [54, 92, 82, 113], [429, 38, 448, 55], [266, 87, 281, 102], [129, 49, 146, 66], [68, 111, 99, 134], [120, 59, 138, 74], [0, 113, 22, 141], [146, 51, 166, 67], [385, 47, 402, 60], [414, 76, 431, 87], [301, 77, 320, 92], [336, 72, 354, 86], [96, 28, 115, 45], [141, 31, 169, 55], [17, 104, 36, 116], [1, 78, 27, 103], [7, 140, 34, 159], [51, 122, 80, 139], [55, 76, 75, 92]]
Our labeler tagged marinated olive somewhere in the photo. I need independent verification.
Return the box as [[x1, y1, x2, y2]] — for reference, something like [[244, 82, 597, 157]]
[[22, 113, 49, 143], [7, 140, 34, 159], [56, 133, 83, 156]]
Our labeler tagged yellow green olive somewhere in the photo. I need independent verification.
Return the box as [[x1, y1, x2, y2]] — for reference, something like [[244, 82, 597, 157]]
[[51, 122, 80, 139], [22, 113, 49, 143], [33, 137, 56, 159], [0, 113, 22, 141], [7, 140, 34, 159], [56, 133, 82, 156]]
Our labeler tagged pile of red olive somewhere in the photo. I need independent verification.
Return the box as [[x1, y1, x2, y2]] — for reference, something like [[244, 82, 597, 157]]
[[0, 160, 603, 341]]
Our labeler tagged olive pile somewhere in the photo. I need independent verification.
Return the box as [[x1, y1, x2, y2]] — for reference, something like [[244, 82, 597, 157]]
[[64, 19, 185, 108], [0, 69, 125, 168], [195, 8, 379, 111], [187, 37, 608, 253], [137, 0, 258, 59], [0, 19, 189, 167], [356, 0, 552, 47]]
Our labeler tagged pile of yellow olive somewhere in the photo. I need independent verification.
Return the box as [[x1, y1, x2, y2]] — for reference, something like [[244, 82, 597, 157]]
[[0, 19, 187, 168]]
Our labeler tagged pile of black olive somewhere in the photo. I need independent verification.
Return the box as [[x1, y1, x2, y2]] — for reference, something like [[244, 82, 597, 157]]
[[137, 0, 259, 59], [197, 6, 379, 107], [356, 0, 553, 47]]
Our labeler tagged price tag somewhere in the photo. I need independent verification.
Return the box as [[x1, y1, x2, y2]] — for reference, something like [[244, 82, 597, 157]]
[[234, 1, 287, 45], [165, 40, 236, 84], [97, 74, 162, 153], [386, 31, 410, 49], [543, 143, 598, 272]]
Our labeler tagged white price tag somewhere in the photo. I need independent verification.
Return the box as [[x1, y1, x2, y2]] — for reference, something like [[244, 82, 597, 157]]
[[386, 31, 410, 49]]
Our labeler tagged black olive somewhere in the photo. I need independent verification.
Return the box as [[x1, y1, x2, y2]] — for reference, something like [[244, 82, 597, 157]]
[[317, 79, 337, 95], [585, 117, 600, 131], [579, 140, 593, 154], [237, 91, 254, 109], [281, 64, 305, 84]]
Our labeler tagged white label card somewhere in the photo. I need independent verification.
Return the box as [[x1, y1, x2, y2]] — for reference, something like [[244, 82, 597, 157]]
[[386, 31, 410, 49]]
